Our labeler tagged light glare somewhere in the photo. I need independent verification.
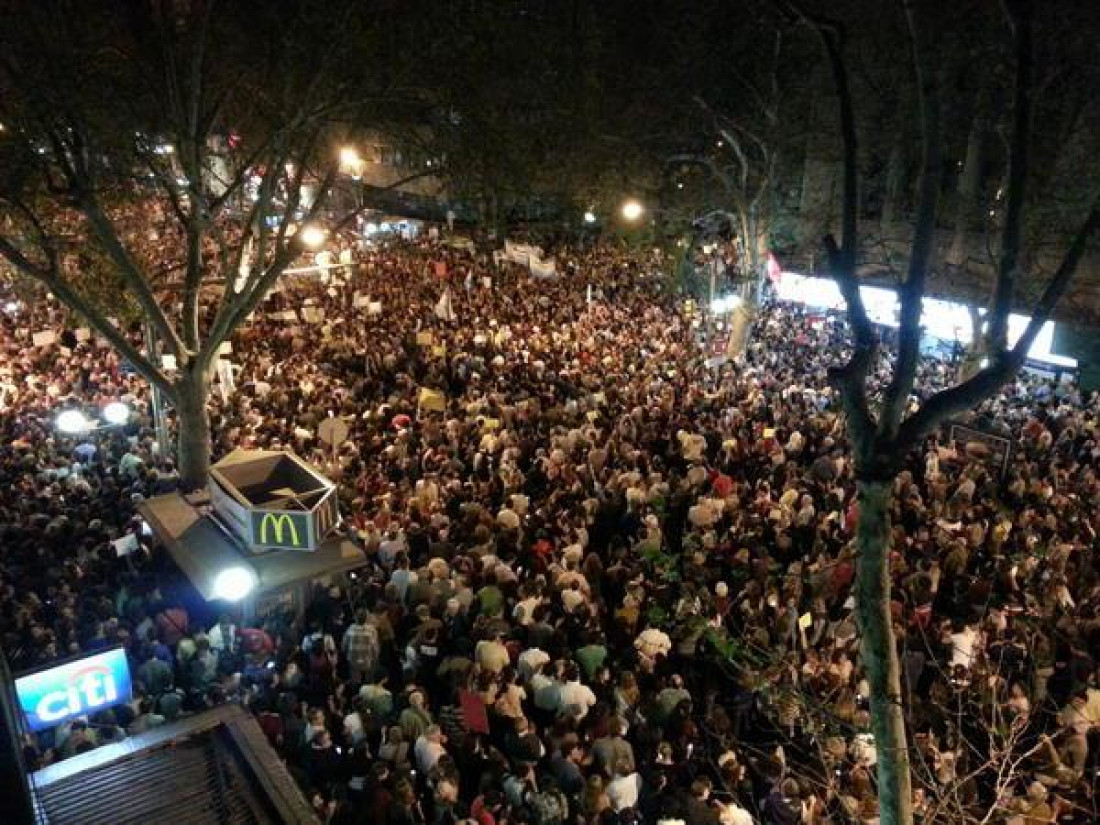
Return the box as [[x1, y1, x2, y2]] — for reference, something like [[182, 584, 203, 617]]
[[620, 200, 644, 221], [56, 410, 92, 435], [102, 401, 131, 426], [213, 567, 256, 602], [300, 225, 326, 249]]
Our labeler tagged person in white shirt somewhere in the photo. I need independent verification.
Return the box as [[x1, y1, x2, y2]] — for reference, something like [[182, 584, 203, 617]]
[[606, 757, 642, 811], [556, 663, 597, 720], [414, 725, 448, 774], [517, 647, 551, 682], [948, 619, 979, 670]]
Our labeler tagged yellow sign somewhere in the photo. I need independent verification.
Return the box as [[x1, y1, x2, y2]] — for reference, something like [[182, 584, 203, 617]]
[[257, 512, 302, 548]]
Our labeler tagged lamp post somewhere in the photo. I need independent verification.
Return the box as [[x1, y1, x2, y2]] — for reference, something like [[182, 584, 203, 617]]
[[339, 146, 364, 211]]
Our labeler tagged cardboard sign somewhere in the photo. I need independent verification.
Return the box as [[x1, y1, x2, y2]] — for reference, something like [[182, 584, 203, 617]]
[[32, 331, 56, 348], [74, 328, 91, 342], [418, 387, 447, 413], [431, 345, 447, 358], [161, 354, 178, 371], [416, 331, 434, 346], [112, 533, 139, 558], [302, 307, 325, 324], [367, 301, 382, 316], [353, 294, 371, 308], [799, 613, 813, 630], [219, 342, 233, 355]]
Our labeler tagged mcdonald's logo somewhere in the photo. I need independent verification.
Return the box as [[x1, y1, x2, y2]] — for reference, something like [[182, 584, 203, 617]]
[[252, 511, 308, 549]]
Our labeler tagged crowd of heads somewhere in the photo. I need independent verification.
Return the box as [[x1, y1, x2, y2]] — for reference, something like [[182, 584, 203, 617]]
[[1, 233, 1098, 824]]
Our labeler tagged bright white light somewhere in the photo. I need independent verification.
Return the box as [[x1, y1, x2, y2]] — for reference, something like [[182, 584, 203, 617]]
[[154, 144, 175, 155], [363, 222, 379, 235], [710, 295, 743, 314], [213, 567, 256, 602], [339, 146, 360, 166], [775, 270, 1077, 368], [56, 409, 93, 435], [620, 200, 644, 221], [4, 301, 18, 314], [102, 401, 131, 426], [300, 225, 326, 249], [583, 211, 597, 224]]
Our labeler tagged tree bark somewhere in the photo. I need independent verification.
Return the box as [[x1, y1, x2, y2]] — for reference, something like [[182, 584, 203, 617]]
[[881, 140, 906, 225], [725, 295, 757, 357], [854, 478, 913, 825], [948, 115, 985, 267], [175, 370, 211, 491]]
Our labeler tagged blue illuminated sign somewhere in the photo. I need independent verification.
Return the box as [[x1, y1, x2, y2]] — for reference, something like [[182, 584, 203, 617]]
[[16, 647, 133, 733]]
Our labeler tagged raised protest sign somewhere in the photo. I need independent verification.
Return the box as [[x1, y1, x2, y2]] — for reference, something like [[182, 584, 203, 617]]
[[948, 423, 1013, 477]]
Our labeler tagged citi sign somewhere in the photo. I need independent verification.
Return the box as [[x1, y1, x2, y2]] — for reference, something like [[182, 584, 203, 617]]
[[16, 647, 133, 732]]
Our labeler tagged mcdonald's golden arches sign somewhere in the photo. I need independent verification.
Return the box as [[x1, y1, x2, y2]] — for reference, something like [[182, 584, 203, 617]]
[[249, 510, 315, 551]]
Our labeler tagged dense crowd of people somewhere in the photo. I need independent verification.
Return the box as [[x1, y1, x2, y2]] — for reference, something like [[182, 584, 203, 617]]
[[1, 235, 1098, 825]]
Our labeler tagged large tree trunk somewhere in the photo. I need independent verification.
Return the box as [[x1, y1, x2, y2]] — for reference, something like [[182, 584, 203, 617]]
[[947, 116, 985, 267], [175, 370, 211, 491], [957, 304, 986, 382], [881, 140, 906, 225], [725, 298, 756, 357], [854, 478, 913, 825]]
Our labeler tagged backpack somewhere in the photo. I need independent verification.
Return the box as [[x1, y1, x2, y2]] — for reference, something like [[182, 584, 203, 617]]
[[528, 788, 567, 825]]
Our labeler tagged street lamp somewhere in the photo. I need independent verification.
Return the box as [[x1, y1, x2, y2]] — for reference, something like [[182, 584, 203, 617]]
[[55, 409, 93, 435], [339, 146, 360, 167], [300, 224, 327, 249], [102, 401, 132, 426], [583, 210, 597, 224], [620, 200, 644, 222], [212, 566, 256, 602]]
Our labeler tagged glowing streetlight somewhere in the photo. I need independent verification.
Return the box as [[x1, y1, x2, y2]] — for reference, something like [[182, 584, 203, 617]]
[[212, 566, 256, 602], [102, 401, 131, 426], [56, 409, 93, 435], [339, 146, 360, 167], [299, 224, 327, 249], [583, 210, 597, 224], [620, 199, 644, 222]]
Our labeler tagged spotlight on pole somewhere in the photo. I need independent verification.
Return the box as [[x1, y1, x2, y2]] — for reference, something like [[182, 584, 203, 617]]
[[212, 567, 257, 602], [55, 409, 93, 435], [102, 401, 131, 426]]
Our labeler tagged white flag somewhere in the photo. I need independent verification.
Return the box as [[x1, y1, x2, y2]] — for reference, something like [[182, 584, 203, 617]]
[[434, 287, 456, 322]]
